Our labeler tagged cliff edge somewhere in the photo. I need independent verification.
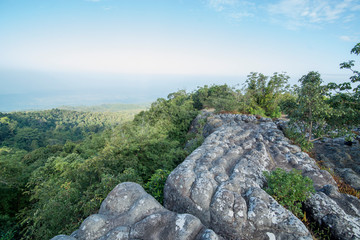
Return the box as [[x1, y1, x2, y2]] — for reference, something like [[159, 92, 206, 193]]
[[52, 114, 360, 240]]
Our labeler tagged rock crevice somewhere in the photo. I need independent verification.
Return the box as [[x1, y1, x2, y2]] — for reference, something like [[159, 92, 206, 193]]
[[52, 182, 222, 240], [165, 114, 359, 240]]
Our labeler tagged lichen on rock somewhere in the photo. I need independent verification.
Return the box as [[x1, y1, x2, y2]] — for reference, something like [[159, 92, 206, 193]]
[[165, 114, 359, 240], [51, 182, 222, 240]]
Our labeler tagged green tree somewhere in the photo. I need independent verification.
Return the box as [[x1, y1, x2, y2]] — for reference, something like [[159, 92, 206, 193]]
[[338, 42, 360, 94], [326, 42, 360, 131], [0, 117, 17, 143], [289, 71, 329, 143], [243, 72, 290, 117], [19, 90, 198, 239], [192, 84, 239, 112], [0, 148, 28, 239], [145, 169, 171, 204]]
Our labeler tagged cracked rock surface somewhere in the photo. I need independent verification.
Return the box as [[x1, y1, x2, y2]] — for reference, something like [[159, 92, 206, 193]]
[[314, 138, 360, 190], [164, 114, 359, 240], [51, 182, 222, 240], [304, 184, 360, 240]]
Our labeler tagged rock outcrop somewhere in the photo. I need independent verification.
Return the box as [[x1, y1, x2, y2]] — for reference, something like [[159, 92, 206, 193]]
[[164, 114, 360, 240], [52, 113, 360, 240], [304, 184, 360, 240], [314, 138, 360, 190], [52, 182, 222, 240]]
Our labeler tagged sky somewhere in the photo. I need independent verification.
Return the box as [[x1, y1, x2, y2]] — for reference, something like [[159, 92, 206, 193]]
[[0, 0, 360, 110]]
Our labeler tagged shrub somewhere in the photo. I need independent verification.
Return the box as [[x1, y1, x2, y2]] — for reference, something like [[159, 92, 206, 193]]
[[249, 106, 267, 117], [269, 106, 282, 118], [144, 169, 171, 204], [0, 215, 16, 240], [264, 168, 315, 218], [0, 229, 16, 240], [192, 84, 237, 111], [284, 125, 313, 152], [244, 72, 290, 117]]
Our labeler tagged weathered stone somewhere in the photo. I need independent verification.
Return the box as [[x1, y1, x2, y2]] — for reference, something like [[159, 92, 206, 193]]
[[188, 109, 214, 136], [314, 139, 360, 190], [304, 184, 360, 240], [165, 114, 359, 240], [336, 168, 360, 190], [50, 235, 77, 240], [53, 182, 222, 240]]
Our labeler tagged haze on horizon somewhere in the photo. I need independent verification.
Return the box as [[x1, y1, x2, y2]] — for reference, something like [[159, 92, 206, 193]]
[[0, 0, 359, 111]]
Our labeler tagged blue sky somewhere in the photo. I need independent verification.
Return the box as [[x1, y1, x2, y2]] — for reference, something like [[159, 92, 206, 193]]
[[0, 0, 360, 109]]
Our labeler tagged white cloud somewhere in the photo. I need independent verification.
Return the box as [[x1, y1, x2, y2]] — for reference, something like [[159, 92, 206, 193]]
[[340, 35, 351, 41], [103, 6, 114, 11], [204, 0, 256, 20], [339, 35, 359, 42], [342, 14, 355, 23], [206, 0, 239, 12], [267, 0, 360, 29], [204, 0, 360, 27], [229, 11, 254, 19], [352, 4, 360, 10]]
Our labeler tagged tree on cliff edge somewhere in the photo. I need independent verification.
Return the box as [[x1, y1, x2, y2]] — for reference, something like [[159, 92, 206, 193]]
[[327, 42, 360, 130], [291, 71, 329, 142]]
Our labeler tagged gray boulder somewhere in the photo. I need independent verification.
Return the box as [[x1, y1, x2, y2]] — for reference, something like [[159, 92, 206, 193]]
[[304, 184, 360, 240], [314, 138, 360, 190], [164, 114, 359, 240], [51, 235, 76, 240], [52, 182, 222, 240]]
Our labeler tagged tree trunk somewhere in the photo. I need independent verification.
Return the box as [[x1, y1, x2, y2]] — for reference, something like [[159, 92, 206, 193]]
[[308, 107, 313, 142], [308, 120, 312, 142]]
